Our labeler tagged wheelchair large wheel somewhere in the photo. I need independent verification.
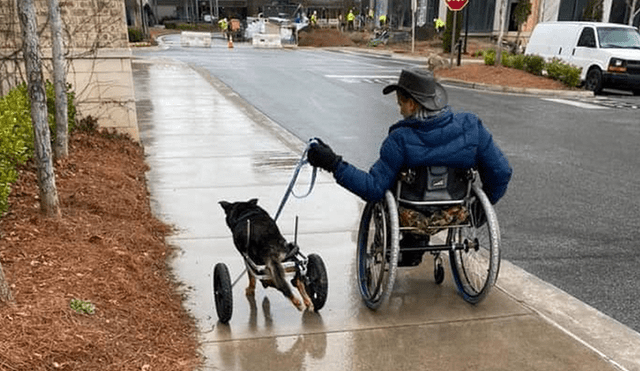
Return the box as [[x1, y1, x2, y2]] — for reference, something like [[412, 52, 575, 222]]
[[449, 183, 501, 304], [357, 191, 399, 310], [305, 253, 328, 311], [213, 263, 233, 323]]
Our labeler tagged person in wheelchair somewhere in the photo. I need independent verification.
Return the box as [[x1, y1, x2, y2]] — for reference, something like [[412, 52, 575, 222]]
[[307, 68, 512, 265]]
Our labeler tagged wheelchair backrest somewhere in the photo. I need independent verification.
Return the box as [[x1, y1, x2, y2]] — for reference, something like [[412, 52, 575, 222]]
[[395, 166, 472, 210]]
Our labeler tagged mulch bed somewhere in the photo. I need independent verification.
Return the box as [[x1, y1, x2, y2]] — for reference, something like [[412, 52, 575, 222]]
[[0, 128, 202, 370]]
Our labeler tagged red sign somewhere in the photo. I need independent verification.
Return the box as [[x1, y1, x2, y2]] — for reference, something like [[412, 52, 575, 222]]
[[445, 0, 469, 11]]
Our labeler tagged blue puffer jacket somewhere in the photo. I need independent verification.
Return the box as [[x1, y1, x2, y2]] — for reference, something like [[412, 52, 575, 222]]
[[333, 106, 512, 204]]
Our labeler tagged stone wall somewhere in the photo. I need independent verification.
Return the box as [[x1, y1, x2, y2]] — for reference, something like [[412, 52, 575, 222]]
[[0, 0, 139, 141]]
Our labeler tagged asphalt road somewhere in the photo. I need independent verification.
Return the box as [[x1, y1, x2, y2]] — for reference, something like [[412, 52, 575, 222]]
[[134, 34, 640, 332]]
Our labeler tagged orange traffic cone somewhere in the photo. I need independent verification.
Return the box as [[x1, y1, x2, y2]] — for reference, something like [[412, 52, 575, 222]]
[[228, 35, 234, 49]]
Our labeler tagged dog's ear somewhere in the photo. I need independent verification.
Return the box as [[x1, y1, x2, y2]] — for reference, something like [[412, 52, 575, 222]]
[[219, 201, 232, 212], [248, 198, 258, 206]]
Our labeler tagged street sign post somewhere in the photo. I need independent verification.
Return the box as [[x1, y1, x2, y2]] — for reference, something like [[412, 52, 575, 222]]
[[446, 0, 469, 68]]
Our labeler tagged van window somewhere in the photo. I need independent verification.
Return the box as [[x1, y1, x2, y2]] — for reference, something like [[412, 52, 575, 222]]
[[577, 27, 596, 48], [597, 27, 640, 49]]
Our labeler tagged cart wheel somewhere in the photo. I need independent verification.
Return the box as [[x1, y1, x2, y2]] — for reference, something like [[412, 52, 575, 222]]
[[213, 263, 233, 323], [434, 258, 445, 284], [305, 254, 328, 311]]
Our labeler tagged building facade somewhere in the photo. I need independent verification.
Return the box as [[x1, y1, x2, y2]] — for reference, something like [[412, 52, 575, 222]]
[[0, 0, 138, 140]]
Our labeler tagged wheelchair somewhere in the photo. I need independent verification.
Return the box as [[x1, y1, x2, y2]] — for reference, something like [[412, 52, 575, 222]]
[[356, 166, 501, 310]]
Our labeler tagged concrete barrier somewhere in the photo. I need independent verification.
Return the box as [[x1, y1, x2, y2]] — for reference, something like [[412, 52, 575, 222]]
[[180, 31, 212, 47], [252, 33, 282, 48]]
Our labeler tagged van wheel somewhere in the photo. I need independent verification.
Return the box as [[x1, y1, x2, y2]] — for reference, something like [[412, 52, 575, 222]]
[[632, 89, 640, 96], [585, 68, 603, 95]]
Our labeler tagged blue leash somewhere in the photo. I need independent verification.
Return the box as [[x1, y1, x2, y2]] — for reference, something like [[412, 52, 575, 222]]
[[273, 139, 318, 222]]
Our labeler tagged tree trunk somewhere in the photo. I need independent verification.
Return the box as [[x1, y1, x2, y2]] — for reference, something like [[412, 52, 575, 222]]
[[0, 261, 13, 305], [18, 0, 61, 218], [629, 0, 638, 25], [496, 0, 508, 65], [49, 0, 69, 159]]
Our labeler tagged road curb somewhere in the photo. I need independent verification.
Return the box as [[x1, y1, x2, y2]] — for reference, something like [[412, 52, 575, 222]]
[[438, 77, 595, 98]]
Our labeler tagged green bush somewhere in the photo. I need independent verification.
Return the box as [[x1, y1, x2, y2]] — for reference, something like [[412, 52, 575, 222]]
[[500, 52, 513, 67], [128, 28, 144, 42], [0, 82, 76, 214], [511, 54, 526, 70], [483, 49, 497, 66], [523, 55, 545, 75], [545, 58, 581, 87]]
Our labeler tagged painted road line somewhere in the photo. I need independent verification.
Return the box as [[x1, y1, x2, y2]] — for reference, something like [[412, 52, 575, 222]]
[[543, 98, 610, 109]]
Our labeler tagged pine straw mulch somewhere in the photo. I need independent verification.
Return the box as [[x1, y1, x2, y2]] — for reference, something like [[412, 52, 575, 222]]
[[434, 63, 572, 91], [0, 128, 202, 370]]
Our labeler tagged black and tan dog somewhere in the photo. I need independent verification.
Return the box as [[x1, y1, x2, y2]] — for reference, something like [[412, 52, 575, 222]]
[[219, 199, 313, 311]]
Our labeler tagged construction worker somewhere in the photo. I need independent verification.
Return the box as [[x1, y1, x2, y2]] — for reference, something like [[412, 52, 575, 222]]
[[310, 11, 318, 27], [379, 14, 387, 28], [218, 18, 228, 39], [434, 18, 445, 34], [347, 9, 355, 31]]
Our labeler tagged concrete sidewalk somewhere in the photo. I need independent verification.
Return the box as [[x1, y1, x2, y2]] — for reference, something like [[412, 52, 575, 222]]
[[131, 56, 640, 371]]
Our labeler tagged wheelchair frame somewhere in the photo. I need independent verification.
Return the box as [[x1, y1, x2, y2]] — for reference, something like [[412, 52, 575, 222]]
[[356, 169, 501, 310]]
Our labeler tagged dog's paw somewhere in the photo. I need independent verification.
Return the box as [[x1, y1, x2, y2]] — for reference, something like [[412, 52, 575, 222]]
[[291, 297, 304, 311], [304, 299, 314, 312]]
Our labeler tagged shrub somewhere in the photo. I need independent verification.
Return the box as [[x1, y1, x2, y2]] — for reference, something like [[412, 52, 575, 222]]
[[128, 28, 144, 42], [483, 49, 496, 66], [511, 54, 526, 70], [524, 54, 545, 75], [0, 82, 76, 214], [0, 84, 32, 213], [500, 52, 513, 67], [545, 58, 581, 87]]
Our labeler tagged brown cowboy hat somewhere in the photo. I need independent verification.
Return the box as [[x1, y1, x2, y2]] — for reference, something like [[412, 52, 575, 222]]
[[383, 69, 448, 111]]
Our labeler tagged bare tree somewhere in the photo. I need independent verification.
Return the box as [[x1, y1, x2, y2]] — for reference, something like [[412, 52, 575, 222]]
[[496, 0, 508, 65], [628, 0, 639, 26], [49, 0, 69, 159], [0, 261, 13, 305], [18, 0, 61, 218]]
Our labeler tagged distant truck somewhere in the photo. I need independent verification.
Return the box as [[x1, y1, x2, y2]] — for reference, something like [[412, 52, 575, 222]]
[[525, 22, 640, 95]]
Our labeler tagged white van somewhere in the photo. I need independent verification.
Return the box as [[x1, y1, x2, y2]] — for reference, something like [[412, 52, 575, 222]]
[[525, 22, 640, 95]]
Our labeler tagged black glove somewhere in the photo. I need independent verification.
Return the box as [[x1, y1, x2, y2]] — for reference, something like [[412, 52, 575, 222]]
[[307, 138, 342, 172]]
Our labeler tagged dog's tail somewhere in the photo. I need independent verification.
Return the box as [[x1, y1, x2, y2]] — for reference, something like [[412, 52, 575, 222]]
[[265, 256, 303, 311]]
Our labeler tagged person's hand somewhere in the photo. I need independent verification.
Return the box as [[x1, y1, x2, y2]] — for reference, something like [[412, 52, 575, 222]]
[[307, 138, 342, 172]]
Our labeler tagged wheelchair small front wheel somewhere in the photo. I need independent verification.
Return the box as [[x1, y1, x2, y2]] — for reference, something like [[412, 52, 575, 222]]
[[213, 263, 233, 323], [305, 253, 328, 311], [448, 184, 501, 304], [356, 191, 399, 310]]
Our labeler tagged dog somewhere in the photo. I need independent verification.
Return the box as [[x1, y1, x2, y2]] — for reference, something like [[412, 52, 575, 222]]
[[219, 198, 313, 311]]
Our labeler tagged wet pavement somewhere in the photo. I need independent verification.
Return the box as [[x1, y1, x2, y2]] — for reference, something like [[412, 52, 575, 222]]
[[131, 50, 640, 370]]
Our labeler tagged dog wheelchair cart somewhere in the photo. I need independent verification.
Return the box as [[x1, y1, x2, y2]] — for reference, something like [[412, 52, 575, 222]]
[[213, 217, 328, 324], [356, 166, 501, 309]]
